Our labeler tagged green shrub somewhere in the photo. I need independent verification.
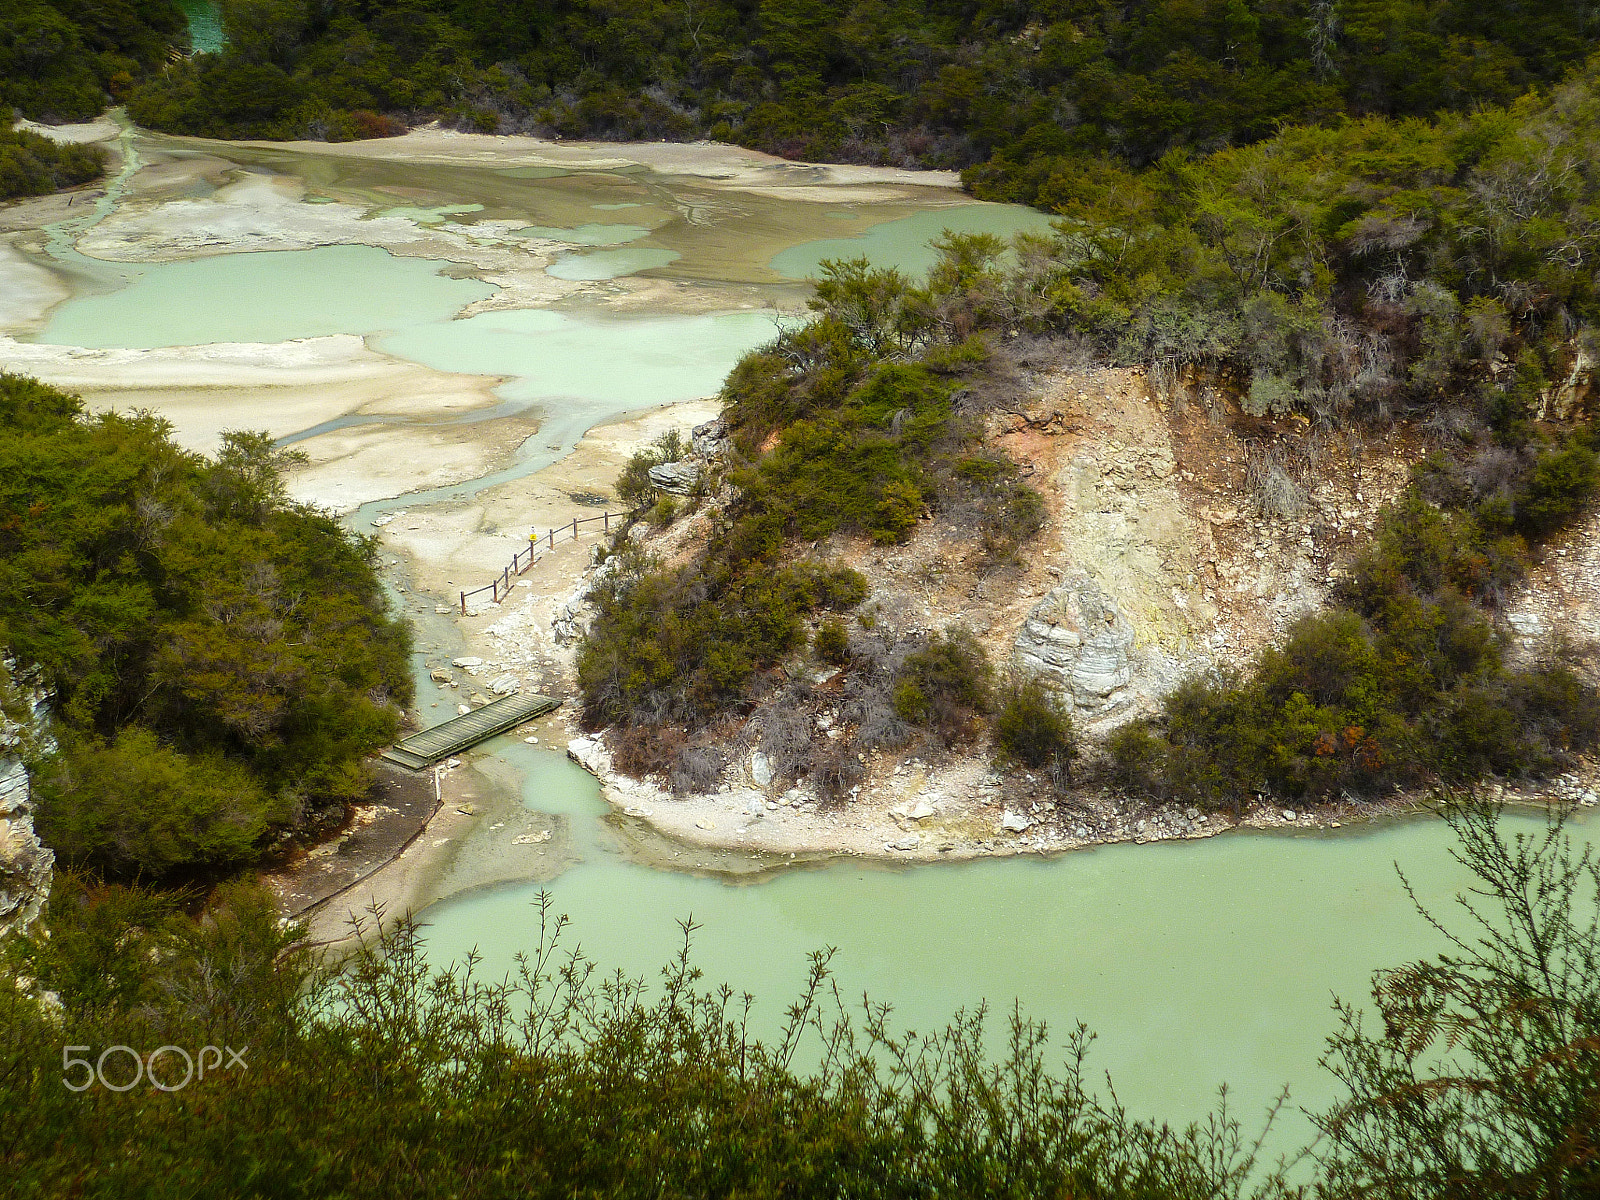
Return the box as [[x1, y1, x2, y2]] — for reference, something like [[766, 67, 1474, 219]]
[[894, 629, 993, 745], [35, 728, 281, 879], [993, 676, 1078, 776], [615, 429, 687, 511], [813, 616, 850, 666], [0, 376, 411, 881], [647, 494, 678, 526], [1516, 438, 1600, 534]]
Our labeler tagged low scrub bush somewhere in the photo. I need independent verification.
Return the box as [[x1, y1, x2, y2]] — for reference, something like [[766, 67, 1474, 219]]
[[813, 615, 850, 666], [993, 675, 1078, 782], [893, 628, 993, 746]]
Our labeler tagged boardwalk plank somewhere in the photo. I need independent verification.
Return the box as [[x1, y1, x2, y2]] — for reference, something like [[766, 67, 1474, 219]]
[[380, 693, 559, 770]]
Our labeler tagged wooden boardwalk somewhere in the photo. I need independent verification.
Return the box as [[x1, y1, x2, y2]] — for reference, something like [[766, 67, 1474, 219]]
[[380, 692, 560, 770]]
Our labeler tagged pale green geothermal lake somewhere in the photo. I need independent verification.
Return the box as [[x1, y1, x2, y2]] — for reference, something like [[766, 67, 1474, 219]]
[[22, 136, 1590, 1169]]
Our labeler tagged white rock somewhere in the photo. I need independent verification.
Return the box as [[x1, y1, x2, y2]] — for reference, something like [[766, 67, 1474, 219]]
[[452, 656, 484, 668], [1282, 809, 1296, 821], [524, 736, 539, 743], [512, 830, 552, 845], [489, 674, 521, 696], [907, 799, 936, 821], [999, 810, 1031, 833], [750, 751, 773, 788], [887, 836, 919, 851], [695, 819, 715, 831], [456, 704, 471, 716]]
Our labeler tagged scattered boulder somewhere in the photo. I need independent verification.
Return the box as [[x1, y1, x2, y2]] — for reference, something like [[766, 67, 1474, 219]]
[[750, 751, 773, 788], [452, 656, 484, 669], [489, 674, 520, 696], [647, 460, 700, 495], [999, 810, 1031, 833], [692, 418, 729, 459], [429, 668, 453, 684], [887, 836, 920, 851]]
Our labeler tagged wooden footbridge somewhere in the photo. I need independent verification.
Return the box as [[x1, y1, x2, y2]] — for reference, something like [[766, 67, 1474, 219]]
[[380, 692, 560, 770]]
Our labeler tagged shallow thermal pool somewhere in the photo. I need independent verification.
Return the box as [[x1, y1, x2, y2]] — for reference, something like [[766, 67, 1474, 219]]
[[418, 741, 1597, 1162], [770, 203, 1059, 280], [34, 245, 495, 349]]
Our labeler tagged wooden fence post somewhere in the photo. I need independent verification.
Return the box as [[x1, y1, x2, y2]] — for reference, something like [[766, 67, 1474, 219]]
[[460, 591, 466, 615]]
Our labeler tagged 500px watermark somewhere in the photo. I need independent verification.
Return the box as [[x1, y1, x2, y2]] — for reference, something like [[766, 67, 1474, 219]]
[[62, 1044, 248, 1092]]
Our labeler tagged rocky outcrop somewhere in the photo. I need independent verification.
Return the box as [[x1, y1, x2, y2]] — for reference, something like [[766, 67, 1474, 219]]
[[1014, 572, 1135, 719], [0, 676, 53, 938], [647, 460, 701, 495], [691, 418, 729, 459]]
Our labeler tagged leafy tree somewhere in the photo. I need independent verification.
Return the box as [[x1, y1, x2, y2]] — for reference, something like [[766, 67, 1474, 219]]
[[0, 375, 412, 879]]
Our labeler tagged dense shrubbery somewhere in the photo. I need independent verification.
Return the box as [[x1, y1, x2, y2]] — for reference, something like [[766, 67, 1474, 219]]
[[892, 628, 993, 747], [0, 375, 412, 879], [577, 545, 867, 750], [2, 803, 1593, 1197], [1, 0, 185, 122], [40, 0, 1593, 196], [0, 126, 104, 200], [578, 251, 1046, 779], [993, 674, 1078, 785], [1110, 440, 1600, 809]]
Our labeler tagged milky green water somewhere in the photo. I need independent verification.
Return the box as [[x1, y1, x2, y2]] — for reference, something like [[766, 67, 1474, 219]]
[[29, 144, 1566, 1165], [421, 742, 1598, 1162], [35, 245, 494, 348], [770, 204, 1059, 280], [375, 307, 782, 406], [546, 248, 681, 280], [177, 0, 224, 54]]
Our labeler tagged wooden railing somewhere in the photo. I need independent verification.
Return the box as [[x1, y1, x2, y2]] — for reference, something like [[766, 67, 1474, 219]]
[[459, 510, 635, 614]]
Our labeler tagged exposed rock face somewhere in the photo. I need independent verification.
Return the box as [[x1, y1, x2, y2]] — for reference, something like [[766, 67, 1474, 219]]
[[691, 418, 729, 459], [647, 460, 701, 495], [1014, 572, 1135, 719], [0, 679, 53, 938]]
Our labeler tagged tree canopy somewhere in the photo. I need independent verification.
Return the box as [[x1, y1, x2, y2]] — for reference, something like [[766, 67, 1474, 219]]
[[0, 374, 412, 879]]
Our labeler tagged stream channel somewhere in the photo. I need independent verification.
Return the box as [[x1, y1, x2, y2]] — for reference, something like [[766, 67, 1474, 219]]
[[12, 127, 1595, 1165]]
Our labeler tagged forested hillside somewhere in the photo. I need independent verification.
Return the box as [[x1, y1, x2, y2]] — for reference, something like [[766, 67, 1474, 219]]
[[0, 375, 413, 881], [580, 66, 1600, 808], [1, 0, 187, 120], [8, 0, 1600, 194]]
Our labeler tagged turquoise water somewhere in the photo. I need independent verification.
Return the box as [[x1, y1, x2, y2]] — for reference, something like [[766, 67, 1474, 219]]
[[420, 746, 1598, 1161], [375, 307, 782, 406], [546, 248, 681, 280], [36, 245, 494, 348], [178, 0, 224, 53], [771, 204, 1059, 280]]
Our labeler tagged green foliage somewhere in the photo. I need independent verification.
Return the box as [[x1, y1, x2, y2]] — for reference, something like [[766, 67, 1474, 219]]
[[36, 728, 277, 878], [0, 0, 185, 121], [614, 428, 686, 512], [1, 882, 1288, 1199], [993, 675, 1078, 778], [812, 614, 849, 666], [1113, 605, 1600, 809], [4, 804, 1594, 1196], [577, 545, 867, 736], [893, 628, 992, 746], [0, 374, 412, 879], [0, 125, 104, 200]]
